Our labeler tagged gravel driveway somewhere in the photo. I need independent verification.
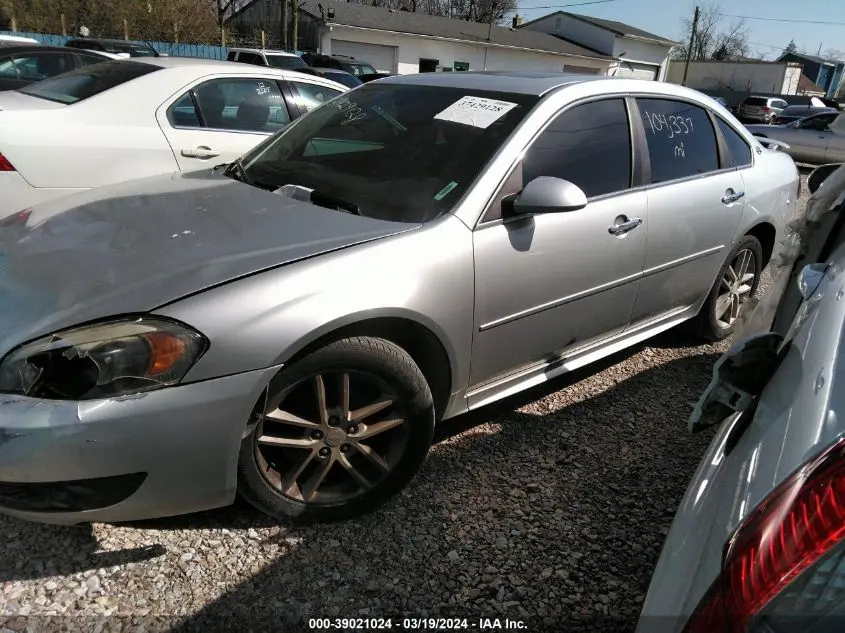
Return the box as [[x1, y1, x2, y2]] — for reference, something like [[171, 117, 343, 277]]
[[0, 174, 812, 633]]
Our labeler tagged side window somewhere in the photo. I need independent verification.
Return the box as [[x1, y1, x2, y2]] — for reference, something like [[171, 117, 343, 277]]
[[192, 78, 290, 133], [226, 51, 237, 61], [167, 92, 201, 128], [522, 98, 632, 198], [0, 58, 18, 79], [13, 53, 75, 81], [290, 80, 343, 112], [799, 114, 836, 131], [716, 117, 752, 168], [637, 98, 719, 184]]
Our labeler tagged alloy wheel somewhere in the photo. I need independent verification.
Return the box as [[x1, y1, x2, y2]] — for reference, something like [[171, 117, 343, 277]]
[[715, 248, 757, 328], [254, 371, 410, 506]]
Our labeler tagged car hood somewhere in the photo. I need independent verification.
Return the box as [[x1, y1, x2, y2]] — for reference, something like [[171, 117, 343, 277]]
[[0, 170, 419, 354]]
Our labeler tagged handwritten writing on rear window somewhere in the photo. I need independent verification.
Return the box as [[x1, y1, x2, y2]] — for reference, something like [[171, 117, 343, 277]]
[[643, 111, 695, 140]]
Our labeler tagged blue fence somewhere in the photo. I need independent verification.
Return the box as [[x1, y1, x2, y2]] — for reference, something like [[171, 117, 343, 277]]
[[0, 30, 228, 60]]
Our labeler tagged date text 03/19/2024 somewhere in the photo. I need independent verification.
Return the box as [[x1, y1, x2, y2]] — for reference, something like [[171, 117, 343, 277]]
[[308, 618, 528, 630]]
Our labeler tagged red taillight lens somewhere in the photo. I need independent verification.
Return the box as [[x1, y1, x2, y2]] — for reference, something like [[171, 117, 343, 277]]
[[0, 153, 15, 172], [761, 106, 771, 112], [686, 436, 845, 633], [0, 209, 31, 227]]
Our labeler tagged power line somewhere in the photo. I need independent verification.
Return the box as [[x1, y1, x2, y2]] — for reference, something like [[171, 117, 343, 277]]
[[719, 13, 845, 26], [517, 0, 619, 8]]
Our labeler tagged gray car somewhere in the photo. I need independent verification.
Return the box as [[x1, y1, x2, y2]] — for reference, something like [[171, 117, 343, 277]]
[[0, 72, 799, 525], [737, 95, 789, 124], [748, 110, 845, 164], [637, 162, 845, 633]]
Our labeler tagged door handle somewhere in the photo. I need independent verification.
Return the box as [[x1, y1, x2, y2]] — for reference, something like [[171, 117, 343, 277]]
[[722, 190, 745, 204], [608, 216, 642, 236], [181, 146, 219, 159]]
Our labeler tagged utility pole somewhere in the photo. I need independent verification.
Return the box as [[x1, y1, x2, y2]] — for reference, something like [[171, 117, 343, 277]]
[[682, 5, 699, 87]]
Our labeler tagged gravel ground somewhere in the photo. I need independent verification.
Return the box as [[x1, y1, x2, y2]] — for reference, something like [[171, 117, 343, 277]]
[[0, 175, 811, 633]]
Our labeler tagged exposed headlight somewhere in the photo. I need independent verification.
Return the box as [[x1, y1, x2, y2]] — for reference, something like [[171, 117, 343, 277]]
[[0, 317, 208, 400]]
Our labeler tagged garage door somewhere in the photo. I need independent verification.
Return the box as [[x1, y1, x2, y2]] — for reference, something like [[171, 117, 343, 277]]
[[331, 40, 397, 73], [614, 62, 659, 80]]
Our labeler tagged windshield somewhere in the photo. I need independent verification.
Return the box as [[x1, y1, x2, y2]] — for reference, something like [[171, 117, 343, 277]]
[[18, 60, 160, 104], [266, 55, 308, 69], [236, 84, 539, 223]]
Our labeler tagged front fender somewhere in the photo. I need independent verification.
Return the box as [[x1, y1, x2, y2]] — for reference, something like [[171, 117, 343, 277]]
[[157, 215, 475, 397]]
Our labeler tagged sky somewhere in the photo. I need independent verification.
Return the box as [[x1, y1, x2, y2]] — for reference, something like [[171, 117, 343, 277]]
[[513, 0, 845, 60]]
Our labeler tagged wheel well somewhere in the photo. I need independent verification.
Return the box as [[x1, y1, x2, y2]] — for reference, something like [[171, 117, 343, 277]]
[[747, 222, 776, 268], [286, 318, 453, 419]]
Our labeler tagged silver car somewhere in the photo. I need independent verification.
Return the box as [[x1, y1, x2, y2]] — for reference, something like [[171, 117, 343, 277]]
[[637, 162, 845, 633], [0, 72, 799, 525], [748, 110, 845, 164], [737, 95, 789, 124]]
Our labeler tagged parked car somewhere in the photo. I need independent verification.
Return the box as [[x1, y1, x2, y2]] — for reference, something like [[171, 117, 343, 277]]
[[0, 73, 798, 526], [225, 47, 311, 72], [301, 51, 377, 76], [772, 104, 838, 125], [637, 162, 845, 633], [746, 110, 845, 164], [304, 67, 362, 88], [65, 37, 160, 57], [737, 95, 789, 123], [0, 44, 112, 91], [0, 57, 347, 215]]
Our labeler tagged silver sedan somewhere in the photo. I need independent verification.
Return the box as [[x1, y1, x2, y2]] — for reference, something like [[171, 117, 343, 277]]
[[0, 72, 798, 524], [747, 110, 845, 164]]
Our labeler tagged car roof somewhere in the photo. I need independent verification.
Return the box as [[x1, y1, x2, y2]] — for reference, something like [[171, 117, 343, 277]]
[[230, 48, 300, 57]]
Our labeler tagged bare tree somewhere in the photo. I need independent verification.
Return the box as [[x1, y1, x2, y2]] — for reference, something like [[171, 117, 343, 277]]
[[823, 47, 845, 62], [280, 0, 288, 49], [674, 1, 749, 61]]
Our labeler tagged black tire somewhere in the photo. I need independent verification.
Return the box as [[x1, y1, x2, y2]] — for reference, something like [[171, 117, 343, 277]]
[[693, 235, 763, 342], [237, 336, 435, 524]]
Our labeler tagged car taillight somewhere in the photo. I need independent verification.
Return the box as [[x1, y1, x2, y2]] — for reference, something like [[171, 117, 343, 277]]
[[685, 435, 845, 633], [761, 106, 771, 112], [0, 208, 31, 227], [0, 153, 15, 172]]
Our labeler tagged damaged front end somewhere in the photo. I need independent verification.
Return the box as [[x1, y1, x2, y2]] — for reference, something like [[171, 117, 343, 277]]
[[690, 162, 845, 434]]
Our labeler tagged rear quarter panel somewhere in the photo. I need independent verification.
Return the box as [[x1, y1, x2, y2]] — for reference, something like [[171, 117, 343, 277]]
[[735, 147, 799, 261]]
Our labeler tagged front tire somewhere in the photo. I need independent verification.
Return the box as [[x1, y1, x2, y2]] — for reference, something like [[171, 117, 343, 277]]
[[693, 235, 763, 342], [237, 336, 435, 523]]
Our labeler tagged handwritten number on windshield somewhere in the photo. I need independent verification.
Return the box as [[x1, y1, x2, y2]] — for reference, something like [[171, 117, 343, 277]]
[[644, 111, 694, 140], [335, 97, 367, 126]]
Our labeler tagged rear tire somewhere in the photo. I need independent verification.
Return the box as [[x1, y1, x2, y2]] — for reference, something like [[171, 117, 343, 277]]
[[237, 336, 435, 524], [693, 235, 763, 342]]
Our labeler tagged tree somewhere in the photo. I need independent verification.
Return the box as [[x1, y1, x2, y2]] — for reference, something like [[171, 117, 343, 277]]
[[674, 1, 749, 61], [280, 0, 287, 49], [823, 47, 845, 62], [783, 39, 797, 55]]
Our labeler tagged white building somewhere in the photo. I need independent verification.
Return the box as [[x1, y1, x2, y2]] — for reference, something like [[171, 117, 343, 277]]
[[226, 0, 612, 75], [666, 60, 804, 95], [517, 11, 678, 81]]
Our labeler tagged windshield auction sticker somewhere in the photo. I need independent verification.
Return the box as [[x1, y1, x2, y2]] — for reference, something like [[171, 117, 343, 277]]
[[434, 96, 518, 129]]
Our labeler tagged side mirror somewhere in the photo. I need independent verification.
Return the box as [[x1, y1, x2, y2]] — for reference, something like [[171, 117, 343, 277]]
[[512, 176, 587, 215], [808, 163, 843, 194]]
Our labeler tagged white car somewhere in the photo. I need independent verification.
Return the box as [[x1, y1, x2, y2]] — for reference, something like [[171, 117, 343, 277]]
[[0, 35, 41, 46], [0, 57, 348, 215]]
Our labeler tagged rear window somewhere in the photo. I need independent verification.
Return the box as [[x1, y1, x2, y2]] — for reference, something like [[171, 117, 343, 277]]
[[743, 97, 767, 106], [266, 55, 307, 69], [18, 60, 159, 104]]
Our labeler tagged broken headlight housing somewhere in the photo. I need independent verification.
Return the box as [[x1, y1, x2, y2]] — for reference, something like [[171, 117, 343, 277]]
[[0, 317, 208, 400]]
